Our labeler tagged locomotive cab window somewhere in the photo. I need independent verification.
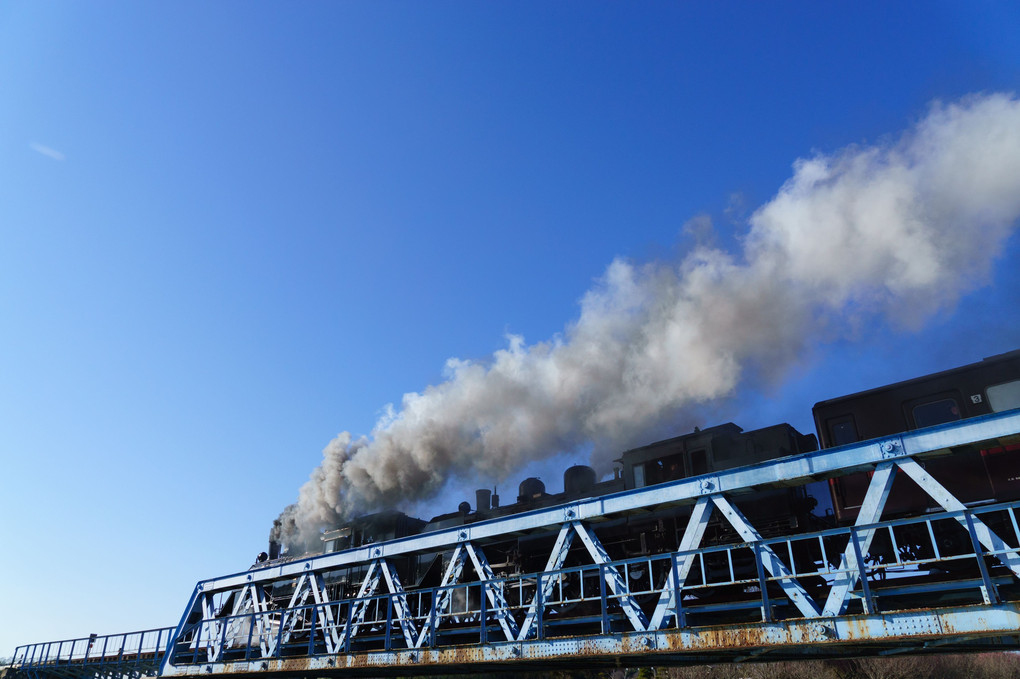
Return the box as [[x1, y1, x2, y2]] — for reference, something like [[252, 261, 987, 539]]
[[688, 449, 709, 477], [987, 380, 1020, 412], [653, 453, 685, 484], [638, 453, 686, 486], [827, 416, 859, 446], [633, 463, 646, 488], [911, 398, 961, 428]]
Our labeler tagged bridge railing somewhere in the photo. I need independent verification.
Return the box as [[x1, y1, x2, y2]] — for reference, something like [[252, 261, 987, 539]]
[[13, 627, 176, 674]]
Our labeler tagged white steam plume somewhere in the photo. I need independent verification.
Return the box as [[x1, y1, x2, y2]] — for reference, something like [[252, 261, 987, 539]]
[[274, 92, 1020, 551]]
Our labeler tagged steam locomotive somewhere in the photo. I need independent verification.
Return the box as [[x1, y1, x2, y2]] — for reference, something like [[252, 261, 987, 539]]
[[267, 349, 1020, 602]]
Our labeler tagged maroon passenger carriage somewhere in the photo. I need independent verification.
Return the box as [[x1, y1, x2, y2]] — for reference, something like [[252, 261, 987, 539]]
[[815, 350, 1020, 523]]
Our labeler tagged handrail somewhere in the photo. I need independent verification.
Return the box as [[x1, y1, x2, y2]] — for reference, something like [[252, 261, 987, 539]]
[[13, 626, 177, 671]]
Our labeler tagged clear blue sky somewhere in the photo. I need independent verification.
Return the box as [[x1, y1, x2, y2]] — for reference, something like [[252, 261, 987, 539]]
[[2, 1, 1020, 658]]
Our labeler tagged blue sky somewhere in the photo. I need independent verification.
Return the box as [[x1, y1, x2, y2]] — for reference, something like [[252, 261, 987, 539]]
[[2, 1, 1020, 657]]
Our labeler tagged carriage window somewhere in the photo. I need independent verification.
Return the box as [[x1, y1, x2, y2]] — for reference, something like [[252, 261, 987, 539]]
[[689, 449, 708, 476], [828, 417, 859, 446], [988, 380, 1020, 412], [633, 463, 646, 488], [912, 398, 961, 428]]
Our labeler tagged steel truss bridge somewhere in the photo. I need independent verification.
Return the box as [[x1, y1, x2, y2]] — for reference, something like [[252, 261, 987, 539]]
[[12, 410, 1020, 678]]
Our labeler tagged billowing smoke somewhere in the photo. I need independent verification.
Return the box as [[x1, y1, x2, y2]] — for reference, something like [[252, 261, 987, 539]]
[[274, 92, 1020, 552]]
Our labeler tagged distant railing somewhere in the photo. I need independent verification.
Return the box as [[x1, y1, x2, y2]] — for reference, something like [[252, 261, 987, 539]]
[[13, 627, 176, 676]]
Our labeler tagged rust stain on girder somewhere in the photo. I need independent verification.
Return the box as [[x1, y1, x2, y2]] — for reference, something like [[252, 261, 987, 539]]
[[169, 602, 1020, 677]]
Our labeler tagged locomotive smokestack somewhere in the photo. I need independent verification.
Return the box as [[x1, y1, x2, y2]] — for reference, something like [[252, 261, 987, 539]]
[[476, 488, 491, 512], [274, 93, 1020, 550]]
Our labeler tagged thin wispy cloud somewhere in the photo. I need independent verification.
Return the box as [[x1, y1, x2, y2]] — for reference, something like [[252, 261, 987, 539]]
[[30, 142, 66, 161]]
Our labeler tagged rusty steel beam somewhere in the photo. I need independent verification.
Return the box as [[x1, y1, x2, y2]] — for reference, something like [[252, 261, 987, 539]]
[[157, 602, 1020, 677]]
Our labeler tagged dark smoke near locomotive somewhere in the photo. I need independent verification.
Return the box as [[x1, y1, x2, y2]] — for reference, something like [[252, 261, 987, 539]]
[[262, 350, 1020, 596]]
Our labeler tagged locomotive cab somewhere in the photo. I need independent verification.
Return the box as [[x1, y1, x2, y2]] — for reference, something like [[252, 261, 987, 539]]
[[321, 511, 426, 553], [619, 423, 820, 543], [620, 422, 818, 489]]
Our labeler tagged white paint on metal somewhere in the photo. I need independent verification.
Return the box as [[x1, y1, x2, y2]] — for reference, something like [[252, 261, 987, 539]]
[[573, 522, 650, 632], [414, 544, 467, 648], [896, 459, 1020, 579], [649, 496, 713, 630], [379, 560, 418, 649], [516, 523, 575, 641], [823, 462, 896, 616], [709, 495, 820, 619], [464, 542, 520, 640]]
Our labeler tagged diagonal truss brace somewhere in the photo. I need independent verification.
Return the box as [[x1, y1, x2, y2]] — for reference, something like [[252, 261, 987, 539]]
[[307, 572, 340, 653], [339, 561, 382, 649], [823, 462, 896, 616], [465, 542, 521, 641], [823, 457, 1020, 616], [710, 495, 821, 619], [649, 496, 713, 629], [517, 523, 575, 641], [199, 594, 220, 662], [275, 573, 320, 655], [227, 584, 272, 658], [275, 572, 342, 656], [650, 493, 821, 627], [573, 522, 650, 632], [196, 586, 267, 662], [334, 558, 426, 649], [896, 459, 1020, 580], [379, 560, 418, 648], [415, 545, 468, 648], [413, 527, 578, 646]]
